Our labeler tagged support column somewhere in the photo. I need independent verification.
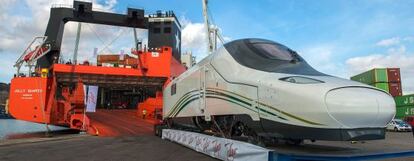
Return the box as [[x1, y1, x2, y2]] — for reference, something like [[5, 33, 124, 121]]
[[100, 88, 105, 107]]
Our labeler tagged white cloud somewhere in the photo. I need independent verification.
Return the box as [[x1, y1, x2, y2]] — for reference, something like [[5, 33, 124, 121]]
[[0, 0, 137, 82], [181, 22, 208, 61], [0, 54, 16, 80], [346, 45, 414, 94], [376, 36, 414, 47], [0, 0, 120, 54], [0, 0, 16, 12], [376, 37, 400, 47], [180, 16, 230, 62]]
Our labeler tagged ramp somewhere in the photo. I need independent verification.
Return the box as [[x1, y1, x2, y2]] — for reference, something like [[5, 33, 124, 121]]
[[87, 109, 155, 136]]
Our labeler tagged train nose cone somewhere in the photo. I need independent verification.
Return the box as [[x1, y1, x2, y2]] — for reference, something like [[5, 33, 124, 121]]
[[325, 87, 395, 128]]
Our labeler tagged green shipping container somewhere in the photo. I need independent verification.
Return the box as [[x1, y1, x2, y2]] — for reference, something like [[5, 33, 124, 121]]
[[395, 94, 414, 106], [370, 83, 390, 93], [350, 68, 388, 84], [395, 106, 414, 119]]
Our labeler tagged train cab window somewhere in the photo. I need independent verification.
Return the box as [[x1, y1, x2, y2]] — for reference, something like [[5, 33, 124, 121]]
[[171, 83, 176, 95], [224, 39, 326, 76], [248, 42, 295, 61]]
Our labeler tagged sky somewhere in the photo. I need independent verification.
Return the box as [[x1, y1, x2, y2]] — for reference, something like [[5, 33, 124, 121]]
[[1, 0, 414, 94]]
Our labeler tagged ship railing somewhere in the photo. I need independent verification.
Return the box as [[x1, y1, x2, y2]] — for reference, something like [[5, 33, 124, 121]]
[[51, 3, 116, 13], [51, 4, 73, 9]]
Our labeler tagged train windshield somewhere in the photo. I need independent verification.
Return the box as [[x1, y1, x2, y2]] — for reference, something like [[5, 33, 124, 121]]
[[224, 39, 326, 76]]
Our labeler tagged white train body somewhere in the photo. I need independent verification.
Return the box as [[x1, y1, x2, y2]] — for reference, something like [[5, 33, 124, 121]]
[[163, 39, 395, 141]]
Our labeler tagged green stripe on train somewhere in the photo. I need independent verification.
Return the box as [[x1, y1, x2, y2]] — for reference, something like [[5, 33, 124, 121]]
[[166, 88, 323, 126]]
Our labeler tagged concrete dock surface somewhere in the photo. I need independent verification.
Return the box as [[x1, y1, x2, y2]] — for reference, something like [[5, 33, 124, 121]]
[[269, 132, 414, 155], [0, 109, 218, 161], [0, 134, 218, 161], [267, 132, 414, 160], [1, 131, 414, 161]]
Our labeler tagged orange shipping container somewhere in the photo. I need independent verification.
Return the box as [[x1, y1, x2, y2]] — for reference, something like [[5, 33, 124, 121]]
[[97, 55, 120, 62], [124, 58, 138, 66]]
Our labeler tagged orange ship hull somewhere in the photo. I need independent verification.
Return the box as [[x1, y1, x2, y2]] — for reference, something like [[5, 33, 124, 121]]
[[8, 47, 185, 136]]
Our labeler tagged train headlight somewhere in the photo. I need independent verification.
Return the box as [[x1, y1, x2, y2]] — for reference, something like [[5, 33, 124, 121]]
[[279, 76, 324, 84]]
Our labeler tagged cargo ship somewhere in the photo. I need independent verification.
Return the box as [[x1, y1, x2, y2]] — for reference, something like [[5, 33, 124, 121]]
[[7, 1, 186, 136]]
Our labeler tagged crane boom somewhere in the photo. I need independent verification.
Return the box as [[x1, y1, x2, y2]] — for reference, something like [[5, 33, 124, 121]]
[[202, 0, 214, 54], [202, 0, 226, 54]]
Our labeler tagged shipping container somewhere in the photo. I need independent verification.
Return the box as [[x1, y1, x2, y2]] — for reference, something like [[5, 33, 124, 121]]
[[350, 68, 388, 84], [395, 106, 414, 119], [388, 82, 403, 97], [370, 82, 390, 93], [97, 55, 120, 62], [395, 94, 414, 106], [387, 68, 401, 83], [97, 55, 137, 66], [124, 58, 139, 66]]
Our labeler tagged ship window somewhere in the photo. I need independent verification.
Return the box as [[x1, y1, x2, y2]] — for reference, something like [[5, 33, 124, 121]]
[[153, 27, 161, 34], [164, 21, 172, 24], [164, 27, 171, 33]]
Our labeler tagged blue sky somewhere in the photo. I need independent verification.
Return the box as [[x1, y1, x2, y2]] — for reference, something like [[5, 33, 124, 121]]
[[1, 0, 414, 93], [109, 0, 414, 55]]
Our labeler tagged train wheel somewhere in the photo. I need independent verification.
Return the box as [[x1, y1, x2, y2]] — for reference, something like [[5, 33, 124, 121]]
[[154, 124, 162, 137], [194, 116, 212, 131], [154, 123, 169, 137], [211, 115, 236, 138], [231, 121, 265, 147], [166, 118, 174, 129]]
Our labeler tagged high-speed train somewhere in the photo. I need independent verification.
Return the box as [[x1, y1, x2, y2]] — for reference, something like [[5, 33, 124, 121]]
[[163, 38, 395, 143]]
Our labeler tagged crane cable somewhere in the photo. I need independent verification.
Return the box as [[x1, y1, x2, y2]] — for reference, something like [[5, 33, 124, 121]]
[[85, 24, 115, 54], [97, 28, 128, 54], [207, 7, 225, 45], [203, 0, 225, 54]]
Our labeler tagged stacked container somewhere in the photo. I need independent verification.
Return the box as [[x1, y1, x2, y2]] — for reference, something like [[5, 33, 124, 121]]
[[394, 94, 414, 119], [97, 54, 137, 67], [350, 68, 402, 97]]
